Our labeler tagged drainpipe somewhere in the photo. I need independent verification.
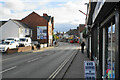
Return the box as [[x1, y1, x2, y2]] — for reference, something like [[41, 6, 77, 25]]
[[115, 6, 119, 79], [102, 28, 105, 79]]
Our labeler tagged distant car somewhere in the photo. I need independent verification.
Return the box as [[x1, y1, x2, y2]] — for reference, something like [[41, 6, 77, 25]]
[[70, 40, 74, 43], [75, 40, 79, 43], [0, 41, 18, 52], [74, 39, 79, 43], [77, 41, 79, 43]]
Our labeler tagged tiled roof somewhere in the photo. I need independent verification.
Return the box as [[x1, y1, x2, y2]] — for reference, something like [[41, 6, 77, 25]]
[[11, 19, 31, 29], [66, 29, 78, 36], [21, 12, 48, 28]]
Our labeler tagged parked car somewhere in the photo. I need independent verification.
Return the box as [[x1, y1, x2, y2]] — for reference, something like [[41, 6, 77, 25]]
[[5, 37, 19, 42], [77, 41, 79, 43], [0, 41, 18, 52], [18, 37, 31, 47], [70, 40, 74, 43], [5, 37, 19, 47], [74, 39, 79, 43]]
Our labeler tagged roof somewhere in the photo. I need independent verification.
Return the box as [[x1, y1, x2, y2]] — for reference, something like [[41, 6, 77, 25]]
[[66, 29, 79, 36], [0, 21, 7, 27], [42, 13, 54, 23], [21, 12, 48, 27], [11, 19, 31, 29]]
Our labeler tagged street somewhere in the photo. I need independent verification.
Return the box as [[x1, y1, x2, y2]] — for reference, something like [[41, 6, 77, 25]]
[[1, 42, 80, 78]]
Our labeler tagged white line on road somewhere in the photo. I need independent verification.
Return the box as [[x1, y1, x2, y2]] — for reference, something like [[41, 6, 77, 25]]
[[48, 50, 77, 80], [1, 47, 54, 62], [27, 57, 42, 63], [0, 66, 16, 73]]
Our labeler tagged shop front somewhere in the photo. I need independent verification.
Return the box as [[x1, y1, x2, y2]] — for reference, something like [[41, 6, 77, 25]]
[[99, 4, 119, 78], [87, 1, 119, 79]]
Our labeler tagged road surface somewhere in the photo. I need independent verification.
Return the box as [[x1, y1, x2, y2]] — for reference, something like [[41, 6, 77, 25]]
[[1, 42, 80, 79]]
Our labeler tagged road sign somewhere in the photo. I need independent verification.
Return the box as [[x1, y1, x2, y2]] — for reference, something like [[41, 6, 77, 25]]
[[84, 61, 96, 79]]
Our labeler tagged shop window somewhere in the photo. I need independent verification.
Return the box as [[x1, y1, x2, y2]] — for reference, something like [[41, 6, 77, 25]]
[[105, 23, 115, 78]]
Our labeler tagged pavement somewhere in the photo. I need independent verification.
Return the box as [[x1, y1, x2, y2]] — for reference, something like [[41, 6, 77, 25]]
[[56, 48, 90, 79]]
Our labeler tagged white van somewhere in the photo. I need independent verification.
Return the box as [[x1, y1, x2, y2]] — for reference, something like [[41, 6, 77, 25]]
[[18, 37, 31, 47]]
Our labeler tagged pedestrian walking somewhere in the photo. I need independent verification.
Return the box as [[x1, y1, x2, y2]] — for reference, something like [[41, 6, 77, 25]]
[[81, 41, 85, 53], [36, 44, 40, 50]]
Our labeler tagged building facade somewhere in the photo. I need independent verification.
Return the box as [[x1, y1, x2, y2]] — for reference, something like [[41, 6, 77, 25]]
[[86, 1, 119, 79], [21, 12, 54, 46], [0, 19, 32, 40], [78, 24, 86, 43]]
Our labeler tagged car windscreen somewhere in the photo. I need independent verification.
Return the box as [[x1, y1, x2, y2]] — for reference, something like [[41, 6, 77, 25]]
[[19, 38, 26, 41], [2, 42, 10, 45], [6, 38, 14, 40]]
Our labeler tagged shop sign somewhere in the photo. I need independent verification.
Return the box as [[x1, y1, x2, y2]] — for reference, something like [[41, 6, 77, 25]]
[[84, 61, 96, 79], [93, 0, 105, 23]]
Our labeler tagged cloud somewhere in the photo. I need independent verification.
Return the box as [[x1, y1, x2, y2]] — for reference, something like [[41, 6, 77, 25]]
[[35, 1, 87, 25], [54, 23, 78, 32], [3, 0, 25, 11], [0, 0, 88, 32]]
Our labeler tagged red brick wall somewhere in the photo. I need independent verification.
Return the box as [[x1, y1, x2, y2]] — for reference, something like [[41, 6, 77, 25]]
[[21, 12, 48, 43], [18, 46, 32, 52], [6, 46, 32, 53]]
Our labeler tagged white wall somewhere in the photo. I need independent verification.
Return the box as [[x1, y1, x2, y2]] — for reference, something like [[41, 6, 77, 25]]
[[23, 28, 31, 37], [1, 20, 19, 40], [49, 35, 53, 46]]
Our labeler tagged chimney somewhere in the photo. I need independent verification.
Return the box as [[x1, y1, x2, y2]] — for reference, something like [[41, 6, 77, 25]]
[[43, 13, 48, 16]]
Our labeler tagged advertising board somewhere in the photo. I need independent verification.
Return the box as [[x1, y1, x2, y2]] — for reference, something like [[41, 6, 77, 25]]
[[37, 26, 47, 39], [84, 61, 96, 79]]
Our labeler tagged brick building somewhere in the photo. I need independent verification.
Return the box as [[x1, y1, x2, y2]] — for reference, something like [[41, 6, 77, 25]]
[[21, 12, 54, 46]]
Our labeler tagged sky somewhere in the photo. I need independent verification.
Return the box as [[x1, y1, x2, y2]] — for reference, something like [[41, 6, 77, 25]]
[[0, 0, 89, 32]]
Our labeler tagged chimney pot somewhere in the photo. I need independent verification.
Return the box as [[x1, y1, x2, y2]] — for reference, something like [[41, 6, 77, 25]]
[[43, 13, 48, 16]]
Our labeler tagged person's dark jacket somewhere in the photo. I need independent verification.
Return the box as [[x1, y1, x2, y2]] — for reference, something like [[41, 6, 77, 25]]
[[81, 42, 85, 47]]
